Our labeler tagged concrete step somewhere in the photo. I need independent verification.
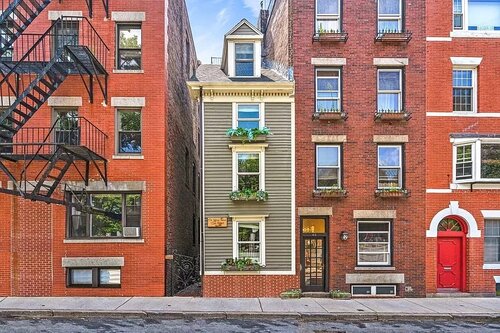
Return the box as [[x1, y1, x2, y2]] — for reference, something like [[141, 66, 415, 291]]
[[301, 292, 330, 298], [429, 292, 473, 298]]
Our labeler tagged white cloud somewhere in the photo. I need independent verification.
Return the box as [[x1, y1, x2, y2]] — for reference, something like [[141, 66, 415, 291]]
[[217, 7, 229, 25], [242, 0, 262, 18]]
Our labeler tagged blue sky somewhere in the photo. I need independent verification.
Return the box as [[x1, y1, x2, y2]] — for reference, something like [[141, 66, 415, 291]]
[[186, 0, 264, 64]]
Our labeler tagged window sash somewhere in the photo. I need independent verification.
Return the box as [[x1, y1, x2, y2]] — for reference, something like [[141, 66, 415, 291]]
[[485, 220, 500, 263], [117, 24, 142, 70], [316, 145, 341, 189], [378, 0, 402, 32], [237, 104, 261, 129], [235, 221, 263, 264], [316, 0, 341, 32], [117, 109, 142, 154], [377, 69, 402, 112], [377, 146, 402, 189], [236, 152, 262, 191], [357, 222, 391, 266], [316, 69, 341, 112]]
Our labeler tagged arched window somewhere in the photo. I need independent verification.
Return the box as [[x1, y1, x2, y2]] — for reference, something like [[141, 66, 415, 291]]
[[438, 218, 463, 232]]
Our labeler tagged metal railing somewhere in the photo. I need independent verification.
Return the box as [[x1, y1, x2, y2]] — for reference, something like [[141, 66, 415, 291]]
[[0, 16, 109, 109], [210, 57, 222, 65]]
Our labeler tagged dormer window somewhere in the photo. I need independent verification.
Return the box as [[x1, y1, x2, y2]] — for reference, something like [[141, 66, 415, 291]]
[[235, 43, 254, 76]]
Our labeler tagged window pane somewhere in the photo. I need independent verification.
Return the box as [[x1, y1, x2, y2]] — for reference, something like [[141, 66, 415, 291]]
[[359, 253, 389, 263], [359, 223, 389, 232], [456, 145, 473, 179], [235, 43, 253, 59], [317, 78, 339, 92], [453, 70, 472, 87], [237, 121, 260, 129], [485, 220, 500, 263], [238, 175, 260, 191], [378, 93, 400, 111], [378, 147, 401, 167], [379, 71, 401, 90], [119, 132, 142, 153], [238, 243, 260, 262], [469, 0, 500, 30], [317, 0, 339, 14], [379, 0, 400, 15], [376, 286, 396, 295], [238, 105, 260, 119], [359, 243, 389, 253], [119, 111, 141, 131], [316, 100, 339, 112], [359, 233, 390, 243], [91, 194, 123, 237], [70, 269, 92, 285], [125, 194, 141, 227], [70, 215, 89, 238], [235, 62, 254, 76], [379, 168, 400, 187], [119, 26, 141, 48], [453, 88, 472, 111], [238, 153, 259, 172], [378, 20, 400, 32], [318, 168, 339, 188], [317, 147, 339, 166], [316, 19, 340, 32], [352, 286, 372, 295], [119, 49, 142, 70], [485, 220, 500, 236], [99, 269, 121, 285], [238, 223, 260, 242], [302, 219, 326, 234], [481, 144, 500, 179]]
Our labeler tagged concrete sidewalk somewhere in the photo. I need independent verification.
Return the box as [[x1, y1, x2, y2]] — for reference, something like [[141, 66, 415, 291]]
[[0, 297, 498, 321]]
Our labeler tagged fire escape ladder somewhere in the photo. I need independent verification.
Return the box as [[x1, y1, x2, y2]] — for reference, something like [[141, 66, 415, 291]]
[[0, 0, 52, 57], [31, 146, 74, 197]]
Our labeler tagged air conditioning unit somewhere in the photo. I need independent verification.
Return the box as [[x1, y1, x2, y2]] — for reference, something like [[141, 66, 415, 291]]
[[122, 227, 141, 238]]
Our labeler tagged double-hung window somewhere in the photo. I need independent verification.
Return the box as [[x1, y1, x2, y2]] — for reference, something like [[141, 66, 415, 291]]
[[117, 24, 142, 70], [68, 192, 142, 239], [235, 43, 254, 76], [236, 104, 261, 129], [357, 221, 391, 266], [453, 69, 476, 112], [453, 140, 500, 182], [377, 69, 403, 113], [485, 220, 500, 264], [453, 0, 500, 31], [117, 109, 142, 154], [316, 0, 341, 33], [54, 108, 80, 146], [378, 0, 403, 33], [316, 68, 341, 113], [316, 145, 341, 189], [233, 149, 264, 192], [378, 145, 403, 189], [233, 220, 265, 264]]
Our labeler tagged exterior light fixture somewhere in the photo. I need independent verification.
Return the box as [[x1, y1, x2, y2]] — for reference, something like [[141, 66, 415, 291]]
[[340, 231, 349, 241]]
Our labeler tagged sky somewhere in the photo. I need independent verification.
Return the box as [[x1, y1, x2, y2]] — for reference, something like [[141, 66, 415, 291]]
[[186, 0, 265, 64]]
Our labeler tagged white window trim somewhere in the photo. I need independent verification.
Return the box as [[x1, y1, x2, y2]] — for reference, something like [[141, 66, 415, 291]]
[[377, 68, 403, 112], [452, 67, 477, 113], [232, 217, 266, 265], [453, 0, 500, 32], [452, 139, 500, 183], [315, 145, 341, 189], [357, 220, 392, 266], [351, 285, 397, 297], [484, 220, 500, 267], [232, 146, 266, 191], [315, 68, 342, 112], [232, 42, 257, 78], [232, 102, 265, 129], [315, 0, 341, 33], [377, 145, 403, 189], [377, 0, 403, 32]]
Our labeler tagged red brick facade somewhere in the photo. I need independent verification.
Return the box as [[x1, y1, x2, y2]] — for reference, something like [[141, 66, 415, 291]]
[[203, 275, 299, 298], [0, 0, 199, 296]]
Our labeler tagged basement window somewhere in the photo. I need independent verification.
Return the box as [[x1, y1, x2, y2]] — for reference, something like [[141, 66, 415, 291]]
[[351, 285, 396, 296], [67, 267, 121, 288]]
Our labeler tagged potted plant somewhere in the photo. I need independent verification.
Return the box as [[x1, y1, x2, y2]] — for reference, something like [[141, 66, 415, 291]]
[[230, 189, 268, 202], [330, 290, 351, 299], [375, 188, 410, 198], [226, 127, 271, 143], [313, 188, 347, 198], [221, 258, 262, 272]]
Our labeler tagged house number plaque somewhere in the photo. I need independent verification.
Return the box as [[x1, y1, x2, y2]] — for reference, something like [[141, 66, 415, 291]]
[[207, 217, 228, 228]]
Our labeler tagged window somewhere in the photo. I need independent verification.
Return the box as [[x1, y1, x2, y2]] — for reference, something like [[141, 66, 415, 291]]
[[236, 104, 261, 129], [352, 285, 396, 296], [378, 145, 403, 189], [68, 193, 142, 239], [67, 267, 121, 288], [453, 140, 500, 182], [53, 20, 79, 59], [316, 0, 341, 33], [453, 69, 476, 112], [378, 0, 403, 32], [233, 220, 265, 264], [235, 43, 254, 76], [316, 145, 341, 189], [316, 68, 341, 113], [485, 220, 500, 264], [357, 221, 391, 266], [54, 108, 80, 145], [454, 0, 500, 31], [0, 108, 12, 154], [378, 69, 403, 112], [117, 109, 142, 154], [234, 151, 262, 192], [117, 24, 142, 70], [0, 20, 13, 61]]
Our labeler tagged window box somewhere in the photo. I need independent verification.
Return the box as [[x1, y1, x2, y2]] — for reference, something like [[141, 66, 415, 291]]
[[230, 190, 268, 202], [375, 31, 412, 43], [226, 127, 270, 143], [313, 110, 347, 121], [221, 258, 262, 272], [313, 188, 347, 198], [374, 109, 411, 121], [375, 188, 409, 198], [313, 31, 349, 43]]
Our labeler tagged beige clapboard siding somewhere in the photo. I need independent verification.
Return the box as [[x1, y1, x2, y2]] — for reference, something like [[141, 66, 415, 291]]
[[204, 102, 292, 271], [233, 24, 257, 35]]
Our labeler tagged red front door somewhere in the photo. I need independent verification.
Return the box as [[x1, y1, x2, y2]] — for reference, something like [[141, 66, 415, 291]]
[[437, 237, 462, 290]]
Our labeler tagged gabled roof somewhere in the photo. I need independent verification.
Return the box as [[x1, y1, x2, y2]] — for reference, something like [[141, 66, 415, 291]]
[[225, 18, 263, 37]]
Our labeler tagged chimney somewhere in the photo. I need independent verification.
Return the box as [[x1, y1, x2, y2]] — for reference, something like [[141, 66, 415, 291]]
[[258, 6, 269, 33]]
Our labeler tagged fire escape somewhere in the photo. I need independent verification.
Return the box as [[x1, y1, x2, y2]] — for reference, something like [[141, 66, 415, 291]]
[[0, 0, 109, 211]]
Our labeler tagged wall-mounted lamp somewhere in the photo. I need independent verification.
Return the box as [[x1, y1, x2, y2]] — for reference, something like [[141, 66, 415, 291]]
[[340, 231, 349, 241]]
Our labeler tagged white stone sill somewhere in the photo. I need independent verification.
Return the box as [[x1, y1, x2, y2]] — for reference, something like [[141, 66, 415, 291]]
[[112, 155, 144, 160], [112, 69, 145, 74], [483, 264, 500, 270], [64, 239, 145, 244], [354, 266, 396, 271], [450, 31, 500, 38]]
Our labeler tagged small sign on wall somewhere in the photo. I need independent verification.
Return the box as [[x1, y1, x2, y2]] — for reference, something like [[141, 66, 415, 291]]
[[207, 217, 228, 228]]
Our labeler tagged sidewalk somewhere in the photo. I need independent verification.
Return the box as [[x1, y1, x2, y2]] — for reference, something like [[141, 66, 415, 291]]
[[0, 297, 498, 321]]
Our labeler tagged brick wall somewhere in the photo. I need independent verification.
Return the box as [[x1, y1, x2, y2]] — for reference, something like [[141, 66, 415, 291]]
[[203, 275, 299, 298]]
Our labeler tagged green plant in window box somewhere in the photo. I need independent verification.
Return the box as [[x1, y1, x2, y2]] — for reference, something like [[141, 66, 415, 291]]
[[230, 189, 268, 202], [280, 289, 302, 299], [226, 127, 271, 143], [313, 188, 347, 198], [221, 258, 262, 271], [330, 290, 351, 299], [375, 188, 409, 198]]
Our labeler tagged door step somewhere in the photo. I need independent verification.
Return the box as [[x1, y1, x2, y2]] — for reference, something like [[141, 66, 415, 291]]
[[301, 292, 330, 298], [429, 292, 473, 298]]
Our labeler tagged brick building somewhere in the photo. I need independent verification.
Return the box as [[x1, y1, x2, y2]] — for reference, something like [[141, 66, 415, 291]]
[[262, 0, 427, 297], [0, 0, 199, 296], [425, 0, 500, 296]]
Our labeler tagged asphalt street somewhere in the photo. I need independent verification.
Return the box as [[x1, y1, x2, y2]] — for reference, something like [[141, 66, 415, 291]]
[[0, 318, 498, 333]]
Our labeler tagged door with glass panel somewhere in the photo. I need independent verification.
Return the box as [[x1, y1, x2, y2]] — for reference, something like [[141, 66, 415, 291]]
[[301, 217, 328, 292]]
